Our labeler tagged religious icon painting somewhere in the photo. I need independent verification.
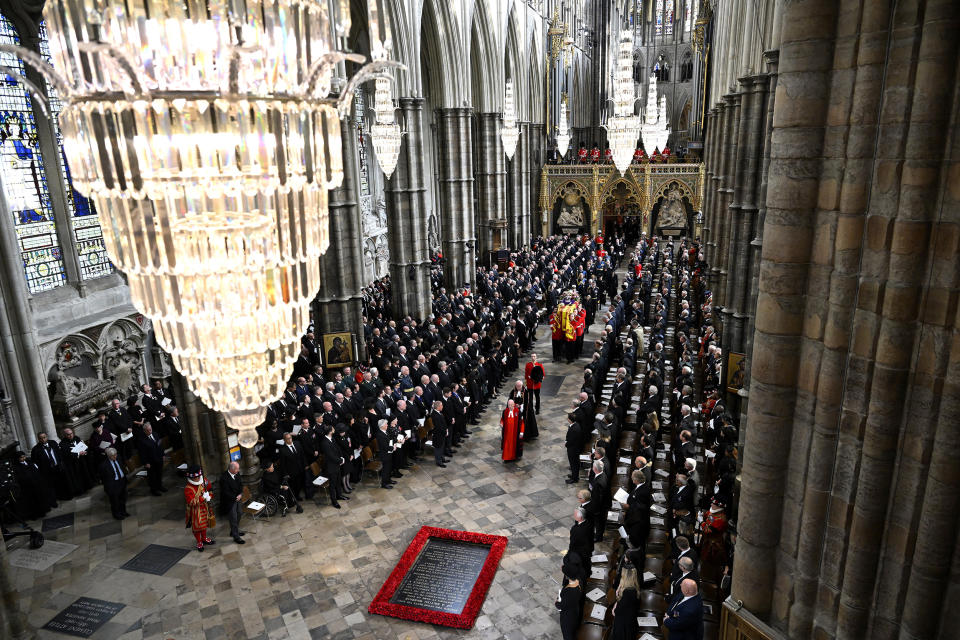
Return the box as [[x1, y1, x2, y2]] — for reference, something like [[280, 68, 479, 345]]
[[322, 332, 354, 368]]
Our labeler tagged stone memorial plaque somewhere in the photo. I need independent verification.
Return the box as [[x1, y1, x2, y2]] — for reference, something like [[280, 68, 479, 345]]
[[7, 540, 77, 571], [389, 538, 492, 614], [120, 544, 189, 575], [42, 597, 124, 638]]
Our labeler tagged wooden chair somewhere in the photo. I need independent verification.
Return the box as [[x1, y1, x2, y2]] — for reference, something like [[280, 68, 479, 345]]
[[361, 446, 380, 479], [637, 589, 668, 615]]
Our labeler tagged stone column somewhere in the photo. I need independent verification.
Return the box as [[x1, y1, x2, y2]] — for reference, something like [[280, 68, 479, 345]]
[[314, 114, 367, 359], [437, 108, 477, 289], [519, 123, 533, 246], [476, 113, 508, 258], [716, 92, 741, 324], [508, 126, 524, 250], [707, 103, 726, 289], [0, 174, 57, 445], [386, 97, 432, 319], [702, 109, 718, 258], [731, 0, 839, 621]]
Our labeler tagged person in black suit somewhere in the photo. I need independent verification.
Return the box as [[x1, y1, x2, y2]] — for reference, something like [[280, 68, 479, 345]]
[[430, 400, 449, 467], [567, 507, 594, 572], [136, 424, 166, 495], [318, 424, 345, 509], [624, 470, 651, 550], [588, 460, 610, 542], [218, 462, 245, 543], [98, 448, 129, 520], [663, 579, 704, 640], [564, 413, 583, 484], [277, 432, 307, 500], [160, 406, 184, 450], [106, 398, 134, 457], [373, 419, 396, 488], [14, 451, 53, 519]]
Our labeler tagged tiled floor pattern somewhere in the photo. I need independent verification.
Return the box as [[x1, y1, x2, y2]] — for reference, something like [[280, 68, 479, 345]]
[[11, 324, 607, 640]]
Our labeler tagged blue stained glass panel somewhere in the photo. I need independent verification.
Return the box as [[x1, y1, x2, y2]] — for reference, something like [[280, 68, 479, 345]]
[[0, 16, 65, 292]]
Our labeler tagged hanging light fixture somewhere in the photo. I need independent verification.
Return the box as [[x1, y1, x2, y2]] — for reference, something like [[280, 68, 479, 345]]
[[603, 29, 641, 174], [556, 96, 571, 159], [502, 79, 520, 159], [370, 77, 403, 178], [17, 0, 402, 448], [640, 74, 671, 154]]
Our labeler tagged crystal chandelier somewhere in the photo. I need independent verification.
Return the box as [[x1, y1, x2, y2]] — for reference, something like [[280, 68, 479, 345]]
[[640, 74, 671, 154], [370, 77, 402, 178], [556, 96, 571, 159], [603, 30, 640, 174], [18, 0, 400, 448], [501, 79, 520, 159]]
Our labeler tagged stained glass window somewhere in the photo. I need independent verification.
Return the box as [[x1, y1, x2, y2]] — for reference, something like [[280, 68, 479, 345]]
[[38, 20, 113, 280], [0, 15, 65, 292], [665, 1, 674, 36], [685, 0, 693, 32], [655, 0, 664, 35]]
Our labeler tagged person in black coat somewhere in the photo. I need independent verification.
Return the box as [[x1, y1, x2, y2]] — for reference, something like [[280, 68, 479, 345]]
[[556, 563, 583, 640], [31, 432, 70, 503], [58, 427, 93, 494], [588, 461, 610, 542], [277, 432, 307, 501], [318, 424, 345, 509], [297, 420, 322, 499], [260, 459, 301, 514], [610, 568, 640, 640], [564, 413, 583, 484], [373, 419, 396, 488], [218, 461, 245, 543], [136, 424, 166, 496], [98, 448, 129, 520], [663, 579, 705, 640], [13, 451, 53, 520]]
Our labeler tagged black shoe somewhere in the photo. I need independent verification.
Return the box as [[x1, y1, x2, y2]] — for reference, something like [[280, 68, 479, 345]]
[[233, 537, 246, 544], [113, 514, 124, 520], [381, 484, 393, 489], [238, 531, 246, 536], [197, 545, 204, 552], [341, 495, 351, 501], [437, 463, 447, 468], [332, 503, 342, 509], [344, 488, 352, 494], [464, 430, 474, 435], [566, 478, 577, 484], [204, 539, 215, 545], [296, 505, 303, 513], [121, 511, 131, 517], [392, 471, 403, 478]]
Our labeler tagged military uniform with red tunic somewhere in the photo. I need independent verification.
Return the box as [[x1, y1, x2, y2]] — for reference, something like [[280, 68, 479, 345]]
[[524, 355, 546, 414], [699, 498, 729, 564], [184, 465, 216, 551], [578, 146, 588, 164], [633, 148, 643, 164], [550, 312, 563, 362], [603, 147, 613, 164], [591, 147, 600, 163], [573, 306, 586, 360]]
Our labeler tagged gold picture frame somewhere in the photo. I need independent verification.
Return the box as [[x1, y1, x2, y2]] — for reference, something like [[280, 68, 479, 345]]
[[726, 352, 746, 393], [322, 332, 354, 368]]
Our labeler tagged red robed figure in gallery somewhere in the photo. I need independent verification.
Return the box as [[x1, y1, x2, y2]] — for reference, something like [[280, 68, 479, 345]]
[[499, 399, 524, 462]]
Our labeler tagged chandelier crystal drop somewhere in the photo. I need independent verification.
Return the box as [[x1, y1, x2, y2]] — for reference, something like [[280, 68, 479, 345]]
[[501, 79, 521, 160], [370, 77, 403, 178], [603, 30, 641, 174], [556, 98, 571, 159], [640, 74, 671, 154], [28, 0, 399, 448]]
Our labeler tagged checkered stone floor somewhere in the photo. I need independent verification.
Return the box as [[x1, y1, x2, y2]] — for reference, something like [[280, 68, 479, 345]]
[[11, 324, 607, 640]]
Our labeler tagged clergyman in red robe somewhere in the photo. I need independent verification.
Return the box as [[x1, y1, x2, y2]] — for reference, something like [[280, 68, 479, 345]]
[[500, 399, 525, 462]]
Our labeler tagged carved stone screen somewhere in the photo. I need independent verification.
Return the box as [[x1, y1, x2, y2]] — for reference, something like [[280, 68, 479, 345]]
[[388, 538, 492, 614]]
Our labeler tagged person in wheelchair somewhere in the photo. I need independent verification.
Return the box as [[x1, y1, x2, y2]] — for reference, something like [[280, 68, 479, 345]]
[[261, 459, 302, 516]]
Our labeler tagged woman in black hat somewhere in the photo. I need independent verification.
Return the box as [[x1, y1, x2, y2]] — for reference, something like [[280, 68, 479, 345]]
[[556, 561, 583, 640]]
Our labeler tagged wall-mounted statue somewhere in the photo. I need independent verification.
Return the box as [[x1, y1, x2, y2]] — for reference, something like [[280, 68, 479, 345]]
[[658, 185, 688, 229], [557, 203, 585, 228]]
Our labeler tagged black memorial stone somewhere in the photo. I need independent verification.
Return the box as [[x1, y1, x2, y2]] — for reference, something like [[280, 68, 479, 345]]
[[539, 374, 565, 397], [42, 512, 75, 532], [389, 538, 492, 614], [120, 543, 189, 576], [43, 597, 124, 638]]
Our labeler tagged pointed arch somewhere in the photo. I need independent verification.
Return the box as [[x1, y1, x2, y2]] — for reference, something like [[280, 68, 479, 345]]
[[420, 0, 467, 108], [470, 0, 501, 112]]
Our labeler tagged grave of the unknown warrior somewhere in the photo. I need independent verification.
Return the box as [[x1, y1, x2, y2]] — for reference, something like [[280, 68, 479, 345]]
[[369, 526, 508, 629]]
